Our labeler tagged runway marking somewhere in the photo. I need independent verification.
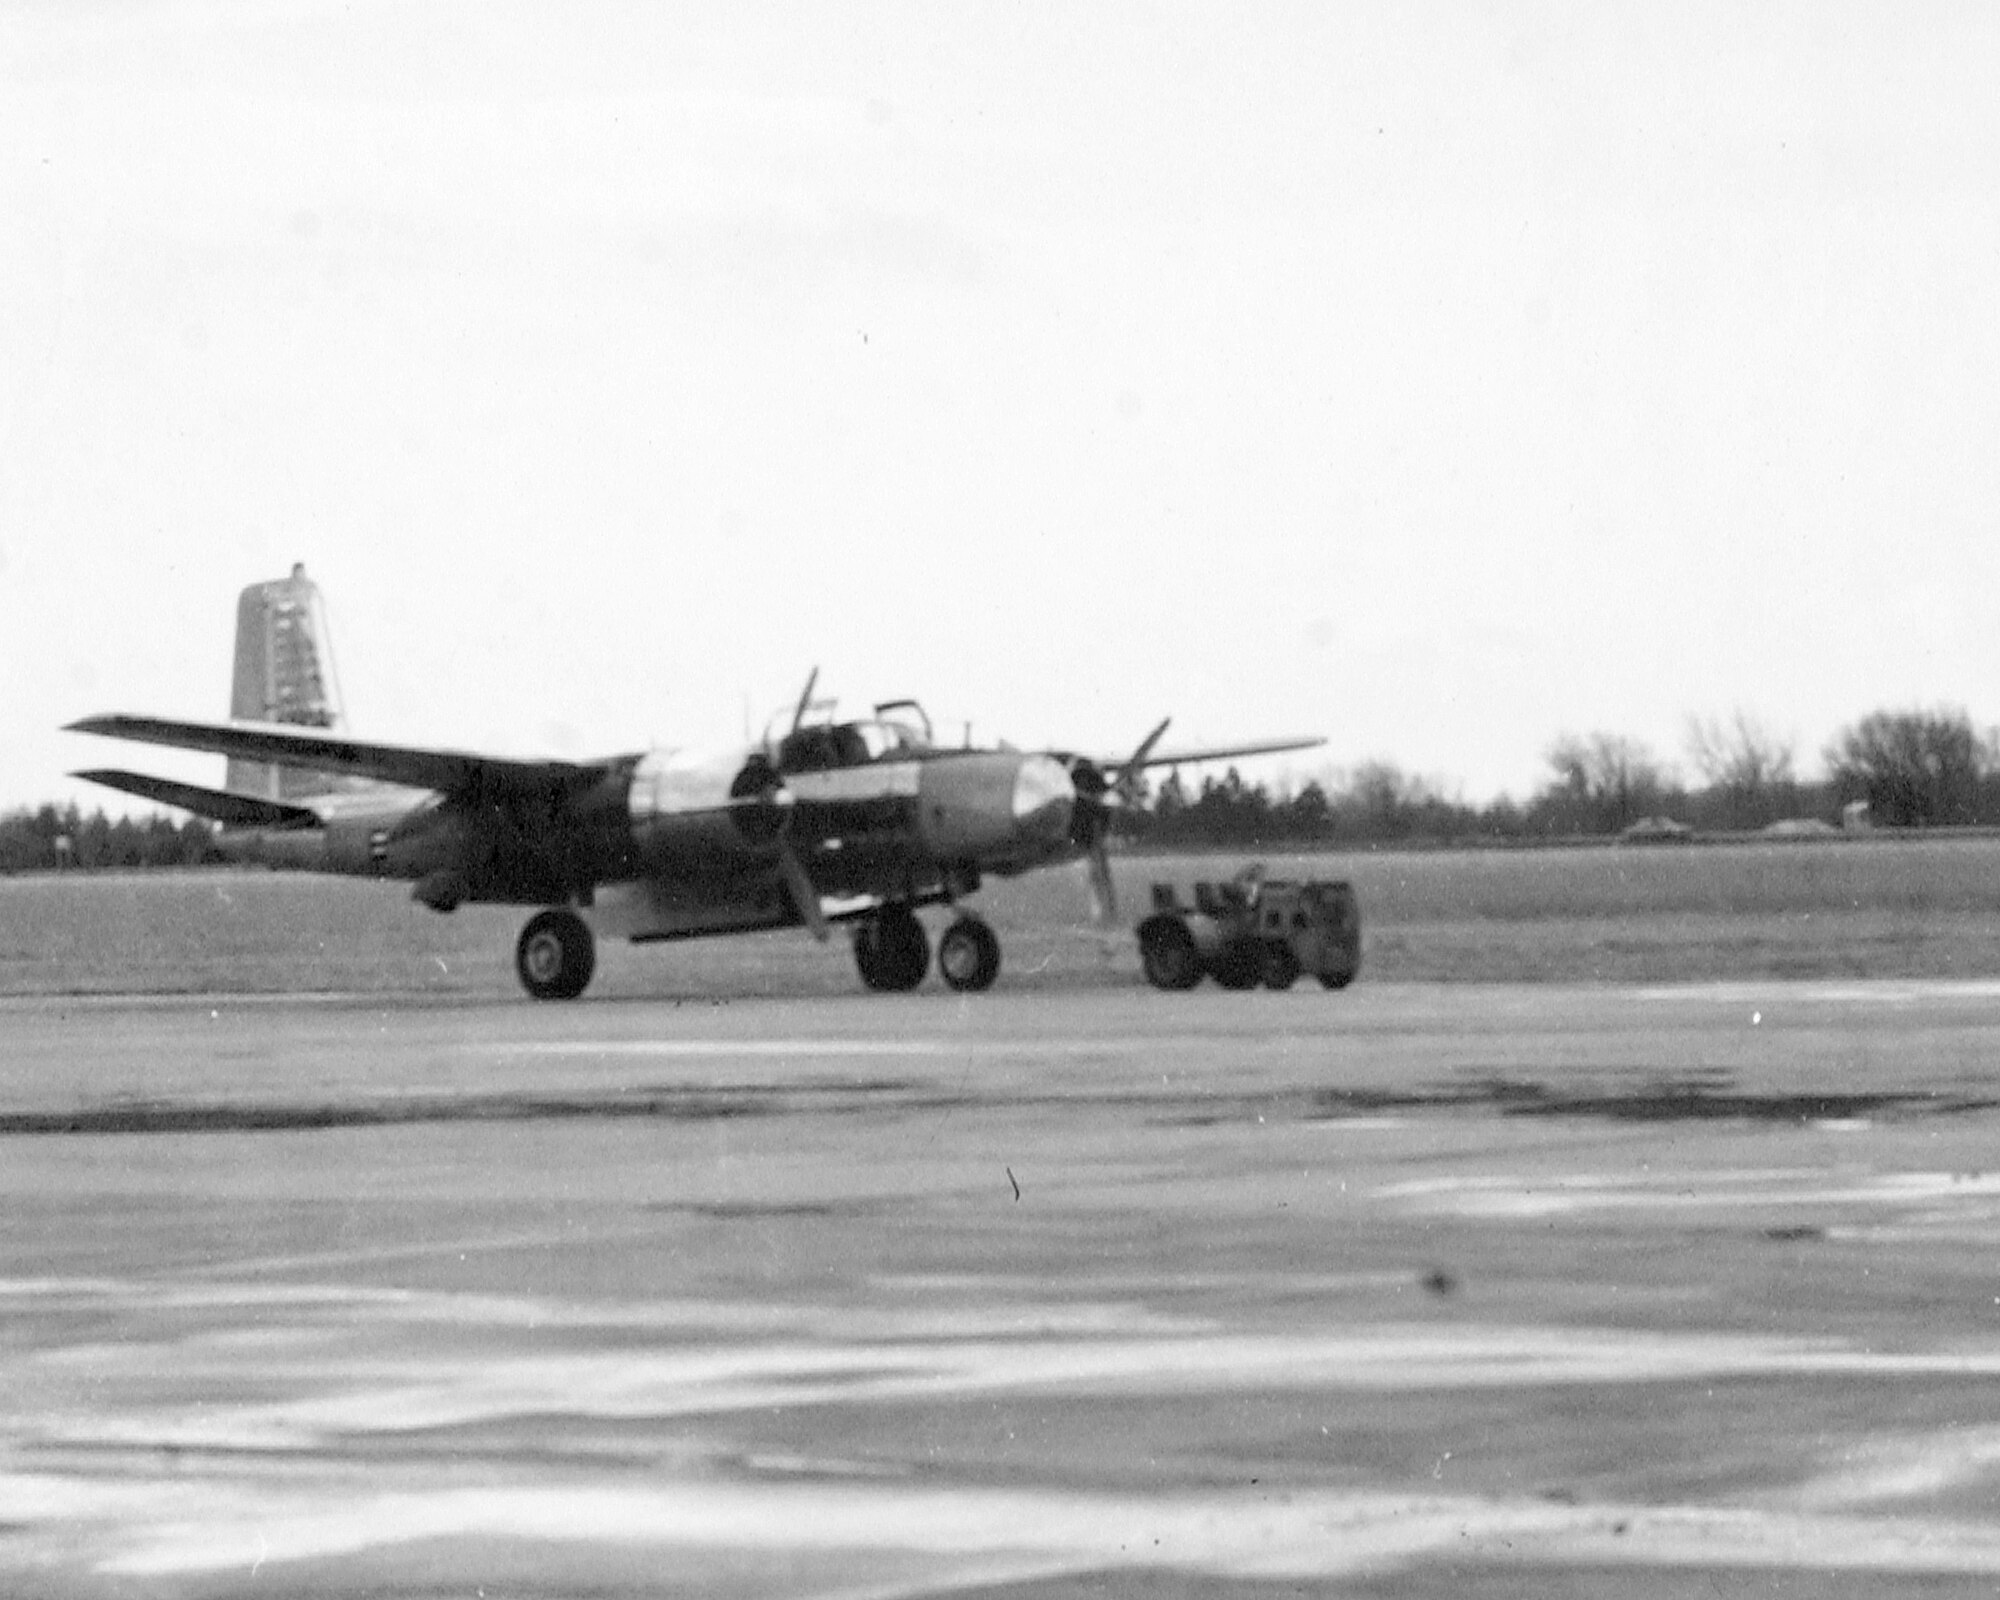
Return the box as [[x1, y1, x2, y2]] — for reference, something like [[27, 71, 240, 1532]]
[[11, 1473, 2000, 1586], [0, 1275, 1208, 1341], [497, 1037, 1140, 1060], [18, 1315, 2000, 1454], [15, 1287, 2000, 1587], [506, 1038, 943, 1058], [1791, 1425, 2000, 1506], [1380, 1169, 2000, 1219], [0, 991, 402, 1011], [1637, 978, 2000, 1005]]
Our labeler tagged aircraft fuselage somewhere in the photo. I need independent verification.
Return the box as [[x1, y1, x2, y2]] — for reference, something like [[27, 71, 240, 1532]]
[[212, 742, 1078, 928]]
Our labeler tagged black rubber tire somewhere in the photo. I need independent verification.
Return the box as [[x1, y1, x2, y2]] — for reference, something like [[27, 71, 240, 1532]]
[[516, 908, 595, 1001], [937, 917, 1001, 992], [1260, 939, 1301, 991], [1137, 915, 1203, 990], [1318, 966, 1359, 991], [1211, 939, 1263, 991], [854, 905, 930, 992]]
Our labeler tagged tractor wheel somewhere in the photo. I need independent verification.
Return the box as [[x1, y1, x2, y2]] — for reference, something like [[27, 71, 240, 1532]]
[[1210, 938, 1264, 991], [1260, 939, 1301, 991], [1137, 915, 1202, 990]]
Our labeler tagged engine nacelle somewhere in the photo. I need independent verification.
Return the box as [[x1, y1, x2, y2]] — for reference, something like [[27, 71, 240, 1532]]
[[627, 749, 782, 874], [329, 780, 636, 908], [914, 751, 1074, 873]]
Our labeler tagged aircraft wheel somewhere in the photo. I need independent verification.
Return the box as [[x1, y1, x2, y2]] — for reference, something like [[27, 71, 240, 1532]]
[[1137, 914, 1202, 991], [937, 916, 1001, 992], [1319, 966, 1359, 991], [1211, 939, 1263, 991], [854, 905, 930, 992], [516, 908, 595, 1000], [1260, 939, 1300, 991]]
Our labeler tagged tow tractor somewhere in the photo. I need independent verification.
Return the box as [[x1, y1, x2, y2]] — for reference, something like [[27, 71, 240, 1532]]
[[1136, 866, 1361, 991]]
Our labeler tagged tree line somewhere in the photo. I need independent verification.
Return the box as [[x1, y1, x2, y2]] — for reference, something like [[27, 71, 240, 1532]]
[[1129, 706, 2000, 847], [4, 706, 1998, 870], [0, 803, 223, 874]]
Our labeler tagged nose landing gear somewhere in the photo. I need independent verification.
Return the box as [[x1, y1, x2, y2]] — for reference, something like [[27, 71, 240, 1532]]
[[517, 908, 595, 1000], [937, 916, 1001, 992]]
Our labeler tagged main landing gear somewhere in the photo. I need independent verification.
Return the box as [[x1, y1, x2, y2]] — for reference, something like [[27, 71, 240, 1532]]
[[853, 906, 1001, 993], [517, 908, 595, 1000], [514, 902, 1003, 1000]]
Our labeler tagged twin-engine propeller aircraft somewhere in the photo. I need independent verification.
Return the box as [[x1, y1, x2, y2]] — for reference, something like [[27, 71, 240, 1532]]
[[69, 567, 1323, 999]]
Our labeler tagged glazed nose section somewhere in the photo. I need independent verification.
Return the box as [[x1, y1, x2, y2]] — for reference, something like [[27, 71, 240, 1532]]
[[1011, 754, 1074, 845]]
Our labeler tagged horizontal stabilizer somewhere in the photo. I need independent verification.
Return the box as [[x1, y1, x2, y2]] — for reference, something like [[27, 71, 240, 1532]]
[[72, 769, 324, 830], [67, 714, 619, 799]]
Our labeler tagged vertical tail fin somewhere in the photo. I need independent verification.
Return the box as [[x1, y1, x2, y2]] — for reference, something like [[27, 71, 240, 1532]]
[[226, 564, 350, 800]]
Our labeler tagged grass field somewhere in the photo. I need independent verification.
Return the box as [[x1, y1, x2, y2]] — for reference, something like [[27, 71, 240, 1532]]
[[5, 834, 2000, 997]]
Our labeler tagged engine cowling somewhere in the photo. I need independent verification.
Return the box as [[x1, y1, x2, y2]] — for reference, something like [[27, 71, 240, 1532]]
[[627, 749, 788, 873], [911, 752, 1073, 869]]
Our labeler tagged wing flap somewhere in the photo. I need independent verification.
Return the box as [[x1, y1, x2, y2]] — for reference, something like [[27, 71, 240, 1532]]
[[72, 769, 324, 830], [67, 714, 618, 798]]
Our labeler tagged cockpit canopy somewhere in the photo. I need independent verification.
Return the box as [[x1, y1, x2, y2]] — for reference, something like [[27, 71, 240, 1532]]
[[768, 698, 935, 773]]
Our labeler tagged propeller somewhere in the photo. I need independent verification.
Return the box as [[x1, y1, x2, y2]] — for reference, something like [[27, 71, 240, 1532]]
[[728, 748, 828, 942], [1067, 717, 1171, 926], [775, 838, 829, 941], [789, 666, 820, 736]]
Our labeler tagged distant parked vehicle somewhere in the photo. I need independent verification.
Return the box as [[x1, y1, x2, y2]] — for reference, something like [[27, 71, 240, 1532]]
[[1620, 814, 1695, 845], [1136, 867, 1361, 991], [1762, 817, 1839, 839]]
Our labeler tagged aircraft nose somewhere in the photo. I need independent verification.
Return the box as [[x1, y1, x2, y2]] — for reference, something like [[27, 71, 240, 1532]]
[[1011, 754, 1074, 843]]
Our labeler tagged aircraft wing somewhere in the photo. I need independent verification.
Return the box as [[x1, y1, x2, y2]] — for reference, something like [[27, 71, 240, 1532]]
[[1122, 735, 1326, 769], [66, 714, 620, 798], [71, 769, 325, 830]]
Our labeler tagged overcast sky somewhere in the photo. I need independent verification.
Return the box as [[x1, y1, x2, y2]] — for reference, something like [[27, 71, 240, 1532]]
[[5, 2, 1997, 812]]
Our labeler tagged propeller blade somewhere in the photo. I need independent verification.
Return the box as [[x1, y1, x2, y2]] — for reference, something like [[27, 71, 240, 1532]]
[[789, 667, 820, 737], [1114, 718, 1172, 800], [1086, 842, 1118, 926], [729, 748, 825, 939], [776, 838, 829, 941], [1063, 719, 1172, 876]]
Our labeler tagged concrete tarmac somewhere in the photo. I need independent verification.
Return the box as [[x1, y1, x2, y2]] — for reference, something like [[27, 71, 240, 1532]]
[[6, 979, 2000, 1596]]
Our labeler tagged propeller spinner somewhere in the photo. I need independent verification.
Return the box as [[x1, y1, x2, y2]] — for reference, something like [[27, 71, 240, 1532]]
[[1065, 717, 1171, 925]]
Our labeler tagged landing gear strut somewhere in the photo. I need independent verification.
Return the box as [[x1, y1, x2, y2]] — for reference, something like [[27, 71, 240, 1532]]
[[937, 916, 1001, 992], [853, 904, 930, 992], [517, 908, 595, 1000]]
